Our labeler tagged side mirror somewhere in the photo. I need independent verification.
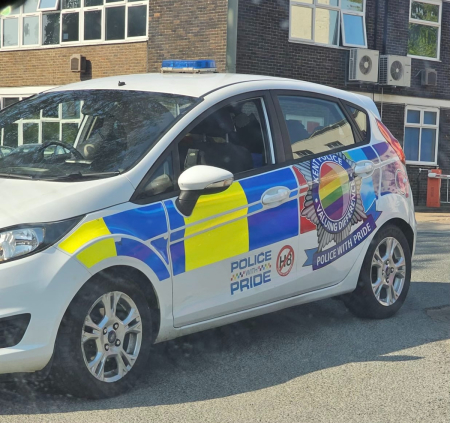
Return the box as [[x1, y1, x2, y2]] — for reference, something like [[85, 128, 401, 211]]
[[176, 165, 234, 216]]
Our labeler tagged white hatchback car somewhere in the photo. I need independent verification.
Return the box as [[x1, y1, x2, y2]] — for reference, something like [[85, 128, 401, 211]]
[[0, 63, 416, 398]]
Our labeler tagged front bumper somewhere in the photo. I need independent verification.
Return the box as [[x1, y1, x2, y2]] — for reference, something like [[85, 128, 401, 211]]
[[0, 247, 91, 375]]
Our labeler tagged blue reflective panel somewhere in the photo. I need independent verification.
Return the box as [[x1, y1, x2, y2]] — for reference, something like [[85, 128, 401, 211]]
[[38, 0, 59, 9], [404, 127, 420, 161], [407, 110, 420, 124], [424, 111, 437, 125], [343, 14, 365, 46], [420, 128, 436, 162]]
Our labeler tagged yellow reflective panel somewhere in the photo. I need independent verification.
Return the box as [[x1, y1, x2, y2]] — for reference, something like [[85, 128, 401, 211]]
[[59, 218, 111, 254], [184, 182, 249, 272], [76, 239, 117, 268]]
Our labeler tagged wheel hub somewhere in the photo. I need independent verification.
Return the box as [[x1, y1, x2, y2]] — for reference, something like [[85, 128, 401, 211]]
[[107, 329, 117, 344]]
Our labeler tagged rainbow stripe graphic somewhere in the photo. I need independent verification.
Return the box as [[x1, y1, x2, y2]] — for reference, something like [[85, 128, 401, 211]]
[[318, 162, 350, 221]]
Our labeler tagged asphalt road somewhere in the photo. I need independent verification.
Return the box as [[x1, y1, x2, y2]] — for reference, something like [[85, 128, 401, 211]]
[[1, 215, 449, 423]]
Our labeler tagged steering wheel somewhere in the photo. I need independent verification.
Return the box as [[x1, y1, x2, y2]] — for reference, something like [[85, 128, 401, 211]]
[[38, 141, 84, 160]]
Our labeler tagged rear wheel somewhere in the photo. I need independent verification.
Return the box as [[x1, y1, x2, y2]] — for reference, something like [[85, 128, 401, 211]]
[[344, 224, 411, 319], [50, 275, 152, 398]]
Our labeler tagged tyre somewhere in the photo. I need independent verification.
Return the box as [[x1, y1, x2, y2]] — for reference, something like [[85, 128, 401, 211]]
[[50, 274, 152, 399], [343, 224, 411, 319]]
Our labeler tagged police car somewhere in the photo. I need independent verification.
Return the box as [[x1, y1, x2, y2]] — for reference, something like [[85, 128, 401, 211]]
[[0, 60, 416, 398]]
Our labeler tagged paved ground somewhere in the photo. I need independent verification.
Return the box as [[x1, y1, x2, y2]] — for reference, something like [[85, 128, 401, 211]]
[[1, 216, 449, 423]]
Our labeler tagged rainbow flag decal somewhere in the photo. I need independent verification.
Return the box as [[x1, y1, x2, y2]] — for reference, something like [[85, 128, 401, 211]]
[[296, 152, 378, 270]]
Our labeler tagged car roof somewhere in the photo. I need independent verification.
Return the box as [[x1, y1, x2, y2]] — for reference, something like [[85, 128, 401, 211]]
[[45, 73, 380, 118]]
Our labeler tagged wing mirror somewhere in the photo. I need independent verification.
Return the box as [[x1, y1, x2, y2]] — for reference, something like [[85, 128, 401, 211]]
[[176, 165, 234, 216]]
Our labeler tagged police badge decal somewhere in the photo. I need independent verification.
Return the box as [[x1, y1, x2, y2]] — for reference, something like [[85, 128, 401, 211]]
[[296, 152, 377, 270]]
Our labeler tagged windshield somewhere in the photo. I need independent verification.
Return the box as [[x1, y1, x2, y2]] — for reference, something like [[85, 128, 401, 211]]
[[0, 90, 197, 180]]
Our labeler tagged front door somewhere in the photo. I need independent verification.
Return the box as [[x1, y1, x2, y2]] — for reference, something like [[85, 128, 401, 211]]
[[167, 94, 302, 327]]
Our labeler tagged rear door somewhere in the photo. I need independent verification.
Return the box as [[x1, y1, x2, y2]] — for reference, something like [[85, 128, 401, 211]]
[[274, 92, 382, 292]]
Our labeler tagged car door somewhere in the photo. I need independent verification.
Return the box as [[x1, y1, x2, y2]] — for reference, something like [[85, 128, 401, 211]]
[[274, 92, 381, 292], [162, 92, 305, 327]]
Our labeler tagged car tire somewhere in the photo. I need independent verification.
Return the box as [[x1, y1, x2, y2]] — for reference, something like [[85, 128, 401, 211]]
[[50, 274, 152, 399], [343, 224, 412, 319]]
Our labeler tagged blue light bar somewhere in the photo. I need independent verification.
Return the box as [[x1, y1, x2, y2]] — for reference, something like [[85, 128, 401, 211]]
[[161, 59, 217, 73]]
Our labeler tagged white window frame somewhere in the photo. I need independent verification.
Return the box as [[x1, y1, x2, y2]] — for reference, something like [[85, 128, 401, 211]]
[[404, 106, 439, 165], [0, 0, 148, 50], [408, 0, 442, 61], [289, 0, 367, 49]]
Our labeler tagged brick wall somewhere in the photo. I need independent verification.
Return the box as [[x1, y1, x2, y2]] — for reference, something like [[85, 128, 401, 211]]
[[0, 42, 147, 87], [147, 0, 228, 73]]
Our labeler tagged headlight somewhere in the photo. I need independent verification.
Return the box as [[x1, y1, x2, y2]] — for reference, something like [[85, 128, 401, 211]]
[[0, 217, 82, 263]]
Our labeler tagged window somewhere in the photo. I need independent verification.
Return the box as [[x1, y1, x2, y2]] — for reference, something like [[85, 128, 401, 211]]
[[345, 104, 368, 140], [408, 0, 441, 59], [177, 98, 272, 175], [277, 95, 356, 159], [404, 107, 439, 164], [138, 154, 175, 199], [289, 0, 366, 48], [0, 0, 148, 50]]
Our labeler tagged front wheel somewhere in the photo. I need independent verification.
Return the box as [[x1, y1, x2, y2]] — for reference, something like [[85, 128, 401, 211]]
[[50, 275, 152, 398], [343, 224, 412, 319]]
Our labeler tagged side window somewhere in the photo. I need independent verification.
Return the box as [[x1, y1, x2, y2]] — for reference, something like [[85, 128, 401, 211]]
[[138, 153, 174, 199], [278, 95, 356, 159], [177, 97, 271, 175], [346, 104, 368, 141]]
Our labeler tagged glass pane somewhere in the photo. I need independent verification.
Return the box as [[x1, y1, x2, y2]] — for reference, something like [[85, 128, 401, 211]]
[[141, 154, 174, 197], [420, 128, 436, 162], [290, 5, 312, 40], [343, 14, 365, 46], [106, 0, 122, 3], [408, 23, 438, 58], [84, 10, 101, 40], [42, 104, 59, 117], [317, 0, 338, 6], [128, 5, 146, 37], [407, 110, 420, 124], [278, 96, 355, 157], [43, 13, 60, 45], [38, 0, 60, 10], [85, 0, 102, 5], [424, 111, 437, 125], [404, 127, 420, 161], [3, 18, 19, 47], [24, 0, 39, 13], [411, 1, 439, 22], [346, 105, 368, 138], [62, 12, 79, 42], [62, 101, 80, 119], [62, 0, 80, 9], [342, 0, 363, 12], [4, 97, 20, 107], [23, 16, 39, 45], [61, 123, 79, 145], [9, 6, 21, 15], [23, 123, 39, 144], [42, 122, 60, 142], [315, 8, 339, 45], [106, 6, 125, 40], [3, 124, 19, 148]]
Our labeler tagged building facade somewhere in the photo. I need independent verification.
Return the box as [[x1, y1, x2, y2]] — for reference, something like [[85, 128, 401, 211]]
[[0, 0, 449, 206]]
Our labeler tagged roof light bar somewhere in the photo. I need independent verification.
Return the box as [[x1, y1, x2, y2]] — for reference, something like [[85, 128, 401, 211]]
[[161, 59, 217, 74]]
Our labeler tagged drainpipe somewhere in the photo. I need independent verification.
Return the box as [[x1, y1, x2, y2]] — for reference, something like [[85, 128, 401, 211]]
[[226, 0, 239, 73]]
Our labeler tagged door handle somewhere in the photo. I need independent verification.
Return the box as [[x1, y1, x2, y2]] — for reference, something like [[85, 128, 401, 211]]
[[354, 161, 374, 177], [262, 187, 290, 206]]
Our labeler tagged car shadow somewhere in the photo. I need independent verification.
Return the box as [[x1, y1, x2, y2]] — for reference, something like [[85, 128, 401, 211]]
[[0, 279, 448, 415]]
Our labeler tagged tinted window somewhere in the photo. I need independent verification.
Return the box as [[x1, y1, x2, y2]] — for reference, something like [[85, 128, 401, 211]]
[[346, 104, 368, 140], [177, 97, 271, 175], [278, 95, 356, 159]]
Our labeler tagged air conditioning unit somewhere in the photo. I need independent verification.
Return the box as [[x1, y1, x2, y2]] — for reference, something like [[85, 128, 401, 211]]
[[348, 49, 379, 83], [421, 68, 437, 86], [379, 55, 411, 87], [70, 54, 86, 73]]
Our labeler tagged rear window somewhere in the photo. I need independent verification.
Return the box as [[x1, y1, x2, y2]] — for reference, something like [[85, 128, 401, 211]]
[[346, 104, 369, 141]]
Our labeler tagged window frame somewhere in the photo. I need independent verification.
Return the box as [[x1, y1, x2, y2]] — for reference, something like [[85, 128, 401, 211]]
[[403, 106, 439, 165], [270, 89, 370, 164], [1, 0, 148, 50], [408, 0, 442, 61], [37, 0, 60, 12], [289, 0, 367, 49], [131, 91, 283, 205]]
